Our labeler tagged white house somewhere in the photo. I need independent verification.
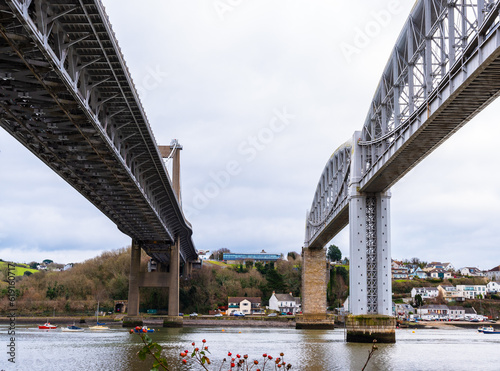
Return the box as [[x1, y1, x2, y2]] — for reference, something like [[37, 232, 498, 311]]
[[227, 297, 261, 315], [460, 267, 484, 277], [455, 285, 487, 299], [487, 281, 500, 294], [484, 266, 500, 280], [269, 292, 301, 314], [447, 306, 465, 320], [416, 304, 449, 319], [63, 263, 74, 271], [429, 268, 452, 279], [411, 287, 439, 300]]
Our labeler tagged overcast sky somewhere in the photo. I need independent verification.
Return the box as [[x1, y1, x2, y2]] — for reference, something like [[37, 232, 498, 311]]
[[0, 0, 499, 270]]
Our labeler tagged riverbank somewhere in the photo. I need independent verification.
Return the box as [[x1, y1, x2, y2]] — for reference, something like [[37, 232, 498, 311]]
[[1, 315, 497, 329]]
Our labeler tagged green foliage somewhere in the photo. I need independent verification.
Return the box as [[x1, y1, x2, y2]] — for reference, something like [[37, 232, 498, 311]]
[[414, 294, 423, 307], [327, 245, 342, 262], [327, 266, 348, 308]]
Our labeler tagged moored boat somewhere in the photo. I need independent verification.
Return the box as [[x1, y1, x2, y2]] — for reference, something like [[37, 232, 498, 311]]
[[133, 326, 155, 333], [38, 322, 57, 330], [482, 327, 500, 334], [62, 325, 84, 332]]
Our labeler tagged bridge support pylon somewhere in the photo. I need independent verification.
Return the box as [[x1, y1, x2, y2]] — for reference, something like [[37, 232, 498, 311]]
[[346, 134, 395, 342], [296, 247, 334, 329]]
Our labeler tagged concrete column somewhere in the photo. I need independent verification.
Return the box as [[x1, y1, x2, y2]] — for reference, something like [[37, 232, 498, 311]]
[[158, 141, 182, 203], [128, 240, 141, 316], [168, 237, 180, 316]]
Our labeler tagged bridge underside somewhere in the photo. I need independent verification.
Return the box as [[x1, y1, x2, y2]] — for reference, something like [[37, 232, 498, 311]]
[[0, 0, 197, 265]]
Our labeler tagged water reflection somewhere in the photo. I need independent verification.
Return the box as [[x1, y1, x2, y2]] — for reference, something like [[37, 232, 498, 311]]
[[2, 325, 500, 370]]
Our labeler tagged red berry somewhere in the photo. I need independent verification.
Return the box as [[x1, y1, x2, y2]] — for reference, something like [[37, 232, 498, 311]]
[[195, 347, 199, 352], [244, 354, 248, 359], [280, 352, 284, 357], [192, 342, 195, 346], [184, 350, 189, 353], [202, 339, 206, 343], [237, 354, 241, 358], [268, 355, 273, 360], [231, 363, 235, 367], [182, 359, 187, 364], [228, 352, 232, 356], [231, 358, 235, 361], [263, 354, 267, 358], [254, 360, 259, 365], [204, 346, 208, 350]]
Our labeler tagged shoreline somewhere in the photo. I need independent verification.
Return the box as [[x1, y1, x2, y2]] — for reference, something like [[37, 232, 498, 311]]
[[1, 316, 496, 329]]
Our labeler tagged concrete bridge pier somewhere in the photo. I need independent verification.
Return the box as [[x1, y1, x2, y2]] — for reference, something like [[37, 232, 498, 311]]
[[122, 237, 183, 328], [296, 247, 334, 329]]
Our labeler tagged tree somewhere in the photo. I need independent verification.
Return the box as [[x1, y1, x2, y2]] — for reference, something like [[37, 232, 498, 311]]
[[327, 245, 342, 262], [209, 248, 230, 261], [414, 294, 423, 308]]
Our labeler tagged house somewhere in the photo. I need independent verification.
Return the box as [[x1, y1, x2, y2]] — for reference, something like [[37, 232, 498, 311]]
[[459, 267, 484, 277], [484, 265, 500, 280], [36, 264, 47, 270], [197, 250, 211, 261], [429, 268, 452, 279], [391, 260, 403, 269], [486, 281, 500, 294], [447, 306, 465, 320], [63, 263, 74, 271], [411, 287, 439, 300], [269, 292, 301, 314], [416, 304, 449, 319], [455, 285, 487, 299], [442, 263, 454, 271], [392, 266, 409, 279], [437, 285, 464, 302], [395, 303, 415, 318], [409, 267, 428, 279], [227, 297, 261, 315]]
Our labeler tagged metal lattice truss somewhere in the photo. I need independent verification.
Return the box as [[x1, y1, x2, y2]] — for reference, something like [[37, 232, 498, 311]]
[[0, 0, 197, 264], [359, 0, 500, 191], [305, 141, 351, 248], [365, 196, 377, 314], [305, 0, 500, 247]]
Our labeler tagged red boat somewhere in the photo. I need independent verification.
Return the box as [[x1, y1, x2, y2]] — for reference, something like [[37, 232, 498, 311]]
[[38, 322, 57, 330]]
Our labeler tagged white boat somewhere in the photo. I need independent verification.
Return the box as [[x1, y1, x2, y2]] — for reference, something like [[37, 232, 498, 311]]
[[89, 301, 110, 330], [62, 325, 84, 332]]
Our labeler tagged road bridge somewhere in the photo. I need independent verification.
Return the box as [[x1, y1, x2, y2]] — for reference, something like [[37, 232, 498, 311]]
[[301, 0, 500, 341], [0, 0, 197, 321]]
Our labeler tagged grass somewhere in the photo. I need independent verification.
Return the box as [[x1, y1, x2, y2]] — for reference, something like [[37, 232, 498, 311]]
[[0, 261, 39, 276]]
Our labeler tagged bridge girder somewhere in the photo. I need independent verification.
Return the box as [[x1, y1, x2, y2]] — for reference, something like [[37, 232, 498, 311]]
[[0, 0, 197, 264]]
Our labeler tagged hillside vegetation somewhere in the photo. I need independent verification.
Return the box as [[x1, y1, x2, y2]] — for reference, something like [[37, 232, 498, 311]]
[[0, 248, 308, 316]]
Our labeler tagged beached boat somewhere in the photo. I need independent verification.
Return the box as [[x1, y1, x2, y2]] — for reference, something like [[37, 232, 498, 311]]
[[38, 322, 57, 330], [62, 325, 84, 332]]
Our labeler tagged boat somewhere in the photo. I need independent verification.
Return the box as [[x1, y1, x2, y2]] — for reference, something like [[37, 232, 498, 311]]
[[482, 327, 500, 334], [133, 326, 155, 333], [38, 322, 57, 330], [89, 301, 110, 330], [62, 325, 84, 332]]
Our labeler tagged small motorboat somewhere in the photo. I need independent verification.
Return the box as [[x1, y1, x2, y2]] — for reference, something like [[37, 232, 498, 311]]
[[133, 326, 155, 333], [38, 322, 57, 330], [482, 327, 500, 334], [62, 325, 84, 332]]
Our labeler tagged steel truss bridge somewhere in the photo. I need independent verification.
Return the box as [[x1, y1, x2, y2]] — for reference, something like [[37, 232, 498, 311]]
[[0, 0, 197, 265], [306, 0, 500, 249]]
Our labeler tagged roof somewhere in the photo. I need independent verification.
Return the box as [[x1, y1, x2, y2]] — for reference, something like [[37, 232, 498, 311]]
[[274, 293, 295, 302], [228, 297, 261, 304], [488, 265, 500, 272], [464, 307, 477, 314]]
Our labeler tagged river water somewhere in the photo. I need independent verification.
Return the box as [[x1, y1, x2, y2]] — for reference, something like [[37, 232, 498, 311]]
[[1, 324, 500, 370]]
